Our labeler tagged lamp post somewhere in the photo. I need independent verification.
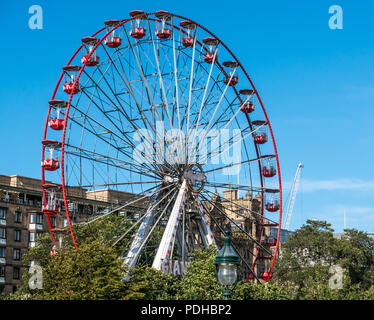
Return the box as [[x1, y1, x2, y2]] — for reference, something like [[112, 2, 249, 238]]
[[214, 229, 240, 300]]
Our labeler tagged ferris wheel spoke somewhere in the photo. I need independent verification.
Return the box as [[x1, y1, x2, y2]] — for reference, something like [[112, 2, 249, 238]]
[[64, 144, 163, 180], [121, 186, 178, 271], [79, 182, 171, 225], [200, 122, 266, 165], [121, 30, 164, 124], [111, 34, 157, 135], [205, 182, 264, 193], [65, 104, 150, 166], [114, 185, 178, 247], [97, 43, 160, 139], [171, 19, 184, 165], [74, 180, 160, 188], [67, 104, 134, 151], [188, 47, 218, 163], [202, 188, 278, 227], [146, 19, 183, 168], [112, 30, 182, 171], [204, 156, 271, 174], [184, 28, 198, 163], [189, 93, 241, 164], [180, 66, 222, 139], [198, 198, 262, 281], [199, 192, 272, 256], [81, 68, 169, 173]]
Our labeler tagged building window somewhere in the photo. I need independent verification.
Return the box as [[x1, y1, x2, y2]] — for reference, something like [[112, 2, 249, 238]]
[[29, 213, 35, 224], [14, 211, 22, 223], [29, 232, 35, 243], [36, 213, 43, 225], [0, 247, 5, 258], [13, 248, 21, 261], [0, 207, 6, 220], [63, 219, 68, 227], [13, 267, 20, 280], [50, 216, 56, 228], [0, 228, 6, 239], [0, 266, 5, 277], [14, 230, 21, 242]]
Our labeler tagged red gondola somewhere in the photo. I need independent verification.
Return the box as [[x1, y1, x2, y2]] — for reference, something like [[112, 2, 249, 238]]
[[239, 89, 255, 113], [261, 155, 277, 178], [252, 120, 268, 144], [105, 20, 122, 48], [265, 189, 280, 212], [81, 37, 100, 67], [41, 140, 61, 171], [203, 37, 219, 63], [62, 66, 81, 95], [222, 61, 239, 86], [180, 20, 196, 48], [155, 11, 171, 39], [129, 10, 147, 39], [48, 100, 67, 131], [42, 184, 61, 215]]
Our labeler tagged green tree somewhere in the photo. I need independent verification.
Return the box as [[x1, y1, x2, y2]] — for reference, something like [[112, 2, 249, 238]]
[[123, 265, 181, 300], [178, 245, 222, 300], [273, 220, 374, 300], [10, 237, 126, 300], [234, 281, 291, 300]]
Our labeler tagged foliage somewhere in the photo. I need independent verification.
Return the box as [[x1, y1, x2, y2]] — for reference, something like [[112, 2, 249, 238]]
[[6, 217, 374, 300], [177, 245, 222, 300], [123, 265, 181, 300], [234, 281, 291, 300], [273, 220, 374, 300], [9, 238, 126, 300]]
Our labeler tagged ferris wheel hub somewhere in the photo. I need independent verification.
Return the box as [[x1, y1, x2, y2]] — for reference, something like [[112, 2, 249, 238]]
[[183, 162, 206, 193]]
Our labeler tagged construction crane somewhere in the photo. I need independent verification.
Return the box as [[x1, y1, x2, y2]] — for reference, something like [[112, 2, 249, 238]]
[[283, 163, 303, 231]]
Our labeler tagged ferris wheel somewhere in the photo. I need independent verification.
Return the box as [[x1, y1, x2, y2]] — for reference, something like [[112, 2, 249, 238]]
[[41, 10, 282, 282]]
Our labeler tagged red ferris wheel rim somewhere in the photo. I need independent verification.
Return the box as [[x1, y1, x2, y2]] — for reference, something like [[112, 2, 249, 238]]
[[41, 10, 282, 282]]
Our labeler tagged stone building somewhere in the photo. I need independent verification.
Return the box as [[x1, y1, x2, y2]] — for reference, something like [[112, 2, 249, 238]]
[[204, 188, 275, 280], [0, 174, 141, 296]]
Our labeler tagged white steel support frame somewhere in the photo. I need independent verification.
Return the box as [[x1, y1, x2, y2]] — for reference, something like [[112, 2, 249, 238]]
[[194, 194, 216, 248], [122, 197, 159, 271], [152, 180, 188, 271]]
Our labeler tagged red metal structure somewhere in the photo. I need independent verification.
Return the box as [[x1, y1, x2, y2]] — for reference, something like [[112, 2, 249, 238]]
[[41, 10, 282, 283]]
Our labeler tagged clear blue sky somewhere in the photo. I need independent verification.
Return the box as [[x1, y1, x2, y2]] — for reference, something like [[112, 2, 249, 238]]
[[0, 0, 373, 233]]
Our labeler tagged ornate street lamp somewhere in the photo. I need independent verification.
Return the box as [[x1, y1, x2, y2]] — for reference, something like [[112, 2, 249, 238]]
[[214, 229, 240, 300]]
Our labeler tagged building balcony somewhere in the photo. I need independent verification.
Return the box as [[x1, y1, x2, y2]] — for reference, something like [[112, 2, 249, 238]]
[[29, 223, 43, 231]]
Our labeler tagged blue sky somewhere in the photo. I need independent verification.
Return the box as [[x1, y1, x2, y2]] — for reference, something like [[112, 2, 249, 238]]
[[0, 0, 373, 233]]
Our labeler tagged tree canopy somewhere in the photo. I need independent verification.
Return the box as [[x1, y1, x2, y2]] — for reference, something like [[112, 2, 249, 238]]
[[5, 218, 374, 300]]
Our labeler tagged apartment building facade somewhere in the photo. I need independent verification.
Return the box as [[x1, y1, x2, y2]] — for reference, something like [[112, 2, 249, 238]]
[[0, 174, 140, 296]]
